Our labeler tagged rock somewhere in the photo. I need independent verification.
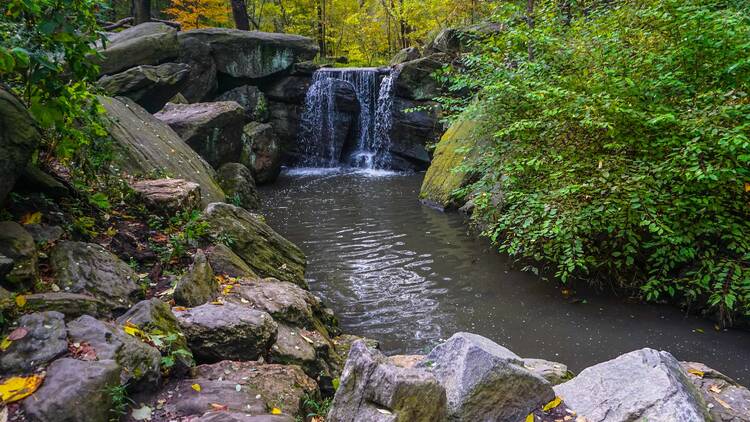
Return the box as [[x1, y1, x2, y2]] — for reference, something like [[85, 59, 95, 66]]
[[216, 85, 268, 122], [390, 46, 421, 65], [389, 354, 425, 369], [0, 255, 12, 282], [681, 361, 750, 422], [389, 97, 440, 170], [197, 413, 294, 422], [97, 22, 179, 75], [16, 165, 70, 199], [0, 89, 41, 205], [332, 334, 381, 363], [49, 241, 140, 311], [417, 332, 554, 422], [192, 360, 319, 416], [395, 54, 451, 101], [155, 101, 246, 169], [0, 311, 67, 375], [204, 243, 258, 278], [23, 292, 112, 320], [202, 203, 307, 287], [178, 29, 319, 79], [174, 250, 218, 307], [177, 35, 218, 102], [240, 122, 282, 185], [554, 348, 710, 422], [328, 340, 448, 422], [419, 120, 481, 209], [266, 101, 304, 154], [24, 224, 64, 245], [146, 378, 266, 420], [67, 315, 162, 390], [22, 358, 121, 422], [117, 298, 194, 374], [523, 358, 571, 386], [98, 63, 191, 113], [424, 22, 504, 56], [217, 163, 261, 211], [227, 279, 322, 328], [101, 96, 225, 206], [175, 302, 277, 362], [130, 178, 202, 216], [0, 221, 38, 289], [292, 61, 321, 76], [269, 322, 336, 382], [262, 76, 311, 105]]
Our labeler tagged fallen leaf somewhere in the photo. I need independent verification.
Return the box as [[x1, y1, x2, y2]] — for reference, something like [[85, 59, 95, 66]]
[[715, 397, 733, 409], [106, 226, 118, 237], [210, 403, 228, 411], [271, 407, 282, 415], [694, 328, 704, 334], [15, 295, 26, 308], [375, 408, 392, 415], [0, 375, 44, 403], [709, 384, 722, 394], [172, 306, 187, 312], [0, 338, 11, 352], [191, 383, 201, 392], [687, 368, 705, 378], [131, 405, 152, 421], [7, 327, 28, 341], [210, 301, 224, 305], [525, 414, 534, 422], [543, 397, 562, 412], [20, 212, 41, 225], [123, 322, 145, 337], [69, 341, 97, 361]]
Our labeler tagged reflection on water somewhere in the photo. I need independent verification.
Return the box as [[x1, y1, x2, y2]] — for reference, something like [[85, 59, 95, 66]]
[[261, 169, 750, 383]]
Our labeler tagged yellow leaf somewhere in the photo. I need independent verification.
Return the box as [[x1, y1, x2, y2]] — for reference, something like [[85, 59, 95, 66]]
[[106, 226, 118, 237], [0, 337, 12, 352], [687, 368, 705, 378], [191, 383, 201, 392], [20, 212, 41, 225], [745, 182, 750, 193], [15, 295, 26, 308], [271, 407, 282, 415], [525, 413, 535, 422], [172, 306, 187, 312], [0, 375, 44, 403], [123, 323, 144, 337], [709, 384, 722, 394], [715, 397, 733, 409], [543, 397, 562, 411]]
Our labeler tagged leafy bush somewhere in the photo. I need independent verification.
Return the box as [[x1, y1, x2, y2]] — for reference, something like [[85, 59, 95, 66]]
[[447, 0, 750, 323]]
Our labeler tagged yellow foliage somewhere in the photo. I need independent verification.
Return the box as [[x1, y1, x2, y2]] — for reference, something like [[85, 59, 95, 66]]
[[0, 375, 44, 403], [14, 295, 26, 308], [165, 0, 232, 30]]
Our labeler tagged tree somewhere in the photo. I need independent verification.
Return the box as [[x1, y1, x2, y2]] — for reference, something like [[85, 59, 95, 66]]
[[133, 0, 151, 24], [230, 0, 251, 29], [165, 0, 232, 30]]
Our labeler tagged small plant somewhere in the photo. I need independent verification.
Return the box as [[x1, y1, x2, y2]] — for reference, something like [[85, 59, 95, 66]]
[[105, 383, 132, 422], [216, 232, 236, 247], [303, 394, 333, 420], [230, 193, 243, 207]]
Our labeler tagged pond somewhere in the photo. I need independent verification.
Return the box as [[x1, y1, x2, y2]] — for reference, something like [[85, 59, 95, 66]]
[[261, 168, 750, 384]]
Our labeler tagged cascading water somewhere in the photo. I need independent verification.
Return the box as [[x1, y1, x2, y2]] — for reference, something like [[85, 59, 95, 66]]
[[297, 67, 400, 170]]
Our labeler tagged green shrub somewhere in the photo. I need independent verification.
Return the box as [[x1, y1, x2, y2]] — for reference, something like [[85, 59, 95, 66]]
[[447, 0, 750, 323]]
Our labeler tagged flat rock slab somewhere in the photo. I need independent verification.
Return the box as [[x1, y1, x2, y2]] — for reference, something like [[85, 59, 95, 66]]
[[98, 63, 190, 113], [97, 22, 179, 75], [0, 311, 67, 375], [227, 279, 320, 327], [22, 292, 112, 320], [554, 348, 710, 422], [175, 302, 277, 363], [130, 178, 201, 216]]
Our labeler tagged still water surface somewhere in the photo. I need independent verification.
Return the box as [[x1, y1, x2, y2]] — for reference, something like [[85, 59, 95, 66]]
[[261, 169, 750, 383]]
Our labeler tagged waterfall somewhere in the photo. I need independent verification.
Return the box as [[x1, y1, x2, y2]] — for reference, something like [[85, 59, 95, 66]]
[[297, 67, 399, 170]]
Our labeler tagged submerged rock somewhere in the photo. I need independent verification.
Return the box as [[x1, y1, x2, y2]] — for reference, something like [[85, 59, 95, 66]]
[[328, 340, 448, 422], [682, 361, 750, 422], [0, 89, 41, 205], [130, 178, 202, 215], [0, 221, 38, 289], [240, 122, 282, 185], [202, 203, 307, 287], [416, 332, 554, 421], [174, 250, 218, 307], [97, 63, 190, 113], [22, 358, 121, 422], [0, 311, 67, 375], [155, 101, 246, 169], [97, 22, 179, 75], [554, 348, 710, 422], [217, 163, 261, 211]]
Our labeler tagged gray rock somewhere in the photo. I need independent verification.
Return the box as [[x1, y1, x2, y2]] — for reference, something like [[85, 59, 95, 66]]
[[178, 35, 218, 102], [149, 378, 266, 420], [201, 203, 307, 287], [101, 96, 225, 206], [522, 358, 571, 386], [205, 243, 258, 279], [390, 47, 421, 65], [49, 241, 140, 311], [424, 22, 503, 56], [395, 54, 451, 101], [227, 279, 321, 327], [0, 254, 14, 281], [216, 85, 268, 122], [175, 302, 277, 363], [0, 89, 41, 205], [554, 348, 710, 422], [97, 22, 179, 75], [328, 340, 448, 422], [98, 63, 191, 113], [0, 311, 67, 375], [130, 178, 202, 215], [682, 361, 750, 422], [417, 332, 554, 421], [24, 224, 65, 245], [269, 322, 336, 381], [266, 101, 304, 155], [67, 315, 162, 391], [240, 122, 282, 185], [389, 97, 440, 170], [262, 76, 311, 105], [23, 292, 112, 320], [174, 250, 218, 307], [217, 163, 261, 211], [197, 413, 294, 422], [155, 101, 246, 169], [22, 358, 121, 422], [177, 29, 319, 79], [17, 165, 70, 199], [0, 221, 38, 289]]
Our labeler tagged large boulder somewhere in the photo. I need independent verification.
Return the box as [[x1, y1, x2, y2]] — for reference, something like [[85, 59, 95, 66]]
[[130, 178, 202, 215], [0, 89, 41, 205], [328, 340, 448, 422], [177, 35, 218, 102], [390, 47, 421, 65], [217, 163, 261, 211], [204, 243, 258, 279], [270, 322, 336, 383], [227, 279, 324, 328], [682, 361, 750, 422], [424, 22, 504, 56], [216, 85, 268, 122], [67, 315, 162, 391], [0, 311, 67, 375], [201, 203, 307, 287], [97, 22, 179, 75], [240, 122, 282, 185], [49, 241, 140, 311], [395, 54, 451, 101], [101, 96, 225, 205], [0, 221, 38, 289], [262, 76, 311, 105], [266, 102, 304, 154], [554, 348, 710, 422], [97, 63, 191, 113], [175, 302, 277, 363], [388, 97, 440, 170], [22, 292, 112, 320], [22, 358, 121, 422], [174, 250, 219, 307], [155, 101, 246, 169], [416, 332, 555, 421], [419, 120, 481, 209], [178, 29, 319, 79]]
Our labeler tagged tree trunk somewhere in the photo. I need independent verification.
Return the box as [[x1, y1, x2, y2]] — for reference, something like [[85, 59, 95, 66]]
[[317, 0, 326, 58], [133, 0, 151, 25], [230, 0, 251, 30], [526, 0, 535, 61]]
